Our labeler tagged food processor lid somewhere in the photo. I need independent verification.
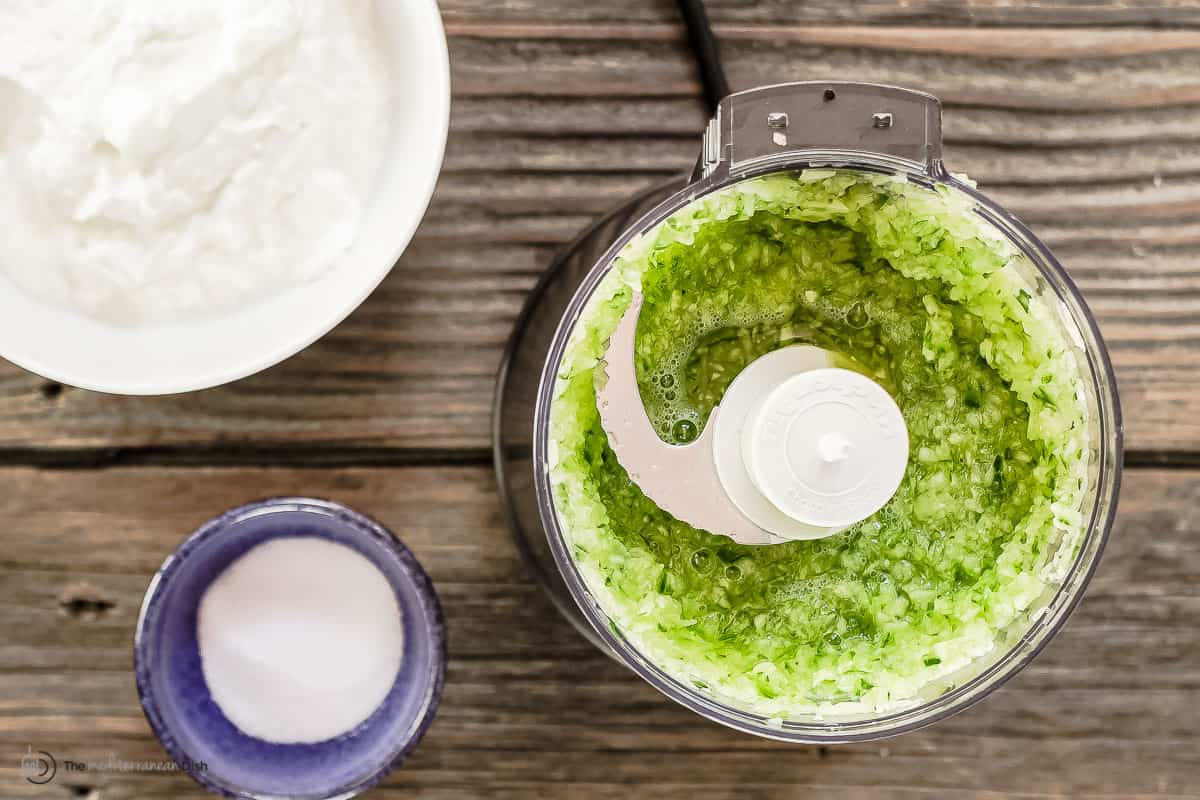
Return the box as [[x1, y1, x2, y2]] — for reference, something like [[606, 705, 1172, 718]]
[[699, 81, 944, 181]]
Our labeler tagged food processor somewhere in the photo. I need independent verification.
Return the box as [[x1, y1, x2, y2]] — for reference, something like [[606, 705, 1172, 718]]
[[493, 8, 1121, 742]]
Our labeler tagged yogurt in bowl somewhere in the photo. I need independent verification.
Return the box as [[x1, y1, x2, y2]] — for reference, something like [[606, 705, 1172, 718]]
[[0, 0, 449, 394]]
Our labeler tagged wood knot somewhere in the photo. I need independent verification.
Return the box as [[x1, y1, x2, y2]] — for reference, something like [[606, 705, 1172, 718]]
[[58, 583, 116, 620]]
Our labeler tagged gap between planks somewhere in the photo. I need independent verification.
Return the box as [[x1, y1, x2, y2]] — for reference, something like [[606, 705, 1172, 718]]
[[0, 445, 1192, 471]]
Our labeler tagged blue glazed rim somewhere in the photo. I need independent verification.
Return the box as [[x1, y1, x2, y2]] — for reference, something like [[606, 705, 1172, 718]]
[[134, 497, 447, 800]]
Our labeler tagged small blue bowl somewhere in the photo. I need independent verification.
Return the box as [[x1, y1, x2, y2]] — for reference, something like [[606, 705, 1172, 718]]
[[135, 498, 446, 799]]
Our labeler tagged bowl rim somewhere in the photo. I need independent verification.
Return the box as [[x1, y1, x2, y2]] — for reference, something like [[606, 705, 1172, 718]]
[[133, 496, 447, 799]]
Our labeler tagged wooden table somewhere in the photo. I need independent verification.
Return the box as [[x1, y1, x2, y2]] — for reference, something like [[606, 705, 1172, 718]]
[[2, 2, 1198, 797]]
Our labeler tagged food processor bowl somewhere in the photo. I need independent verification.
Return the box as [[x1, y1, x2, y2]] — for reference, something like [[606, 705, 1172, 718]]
[[494, 81, 1122, 741]]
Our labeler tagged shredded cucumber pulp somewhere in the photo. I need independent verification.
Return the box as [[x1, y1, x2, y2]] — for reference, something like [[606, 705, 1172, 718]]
[[548, 172, 1089, 717]]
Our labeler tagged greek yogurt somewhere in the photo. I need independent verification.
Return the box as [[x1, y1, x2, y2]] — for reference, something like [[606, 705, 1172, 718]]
[[0, 0, 389, 324]]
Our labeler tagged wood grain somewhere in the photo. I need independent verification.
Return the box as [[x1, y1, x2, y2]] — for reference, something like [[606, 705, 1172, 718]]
[[447, 21, 1200, 60], [0, 465, 1195, 799], [445, 34, 1200, 111], [0, 10, 1196, 800], [0, 191, 1193, 454], [439, 0, 1200, 28]]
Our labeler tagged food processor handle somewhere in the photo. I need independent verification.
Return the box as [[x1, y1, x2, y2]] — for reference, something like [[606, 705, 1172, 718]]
[[696, 81, 946, 182]]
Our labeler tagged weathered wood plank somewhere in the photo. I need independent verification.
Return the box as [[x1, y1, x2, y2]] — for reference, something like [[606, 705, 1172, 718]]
[[0, 466, 1195, 798], [441, 135, 1200, 186], [444, 34, 1200, 111], [439, 0, 1200, 28], [0, 31, 1197, 453], [0, 189, 1194, 452], [451, 95, 1200, 146], [448, 22, 1200, 60], [0, 467, 1195, 675]]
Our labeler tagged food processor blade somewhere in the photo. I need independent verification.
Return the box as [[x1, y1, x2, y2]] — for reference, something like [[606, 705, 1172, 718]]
[[595, 291, 783, 545], [596, 290, 909, 544]]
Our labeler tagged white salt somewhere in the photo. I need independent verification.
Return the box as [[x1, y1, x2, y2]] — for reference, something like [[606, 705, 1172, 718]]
[[197, 537, 403, 744]]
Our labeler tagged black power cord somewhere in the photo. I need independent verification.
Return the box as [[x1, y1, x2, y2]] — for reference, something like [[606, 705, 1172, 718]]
[[676, 0, 730, 115]]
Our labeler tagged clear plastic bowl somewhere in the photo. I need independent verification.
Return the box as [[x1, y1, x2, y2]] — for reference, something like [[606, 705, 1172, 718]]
[[496, 82, 1122, 742], [497, 165, 1121, 743]]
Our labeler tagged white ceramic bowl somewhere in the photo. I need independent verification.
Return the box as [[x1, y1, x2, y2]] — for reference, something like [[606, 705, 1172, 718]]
[[0, 1, 450, 395]]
